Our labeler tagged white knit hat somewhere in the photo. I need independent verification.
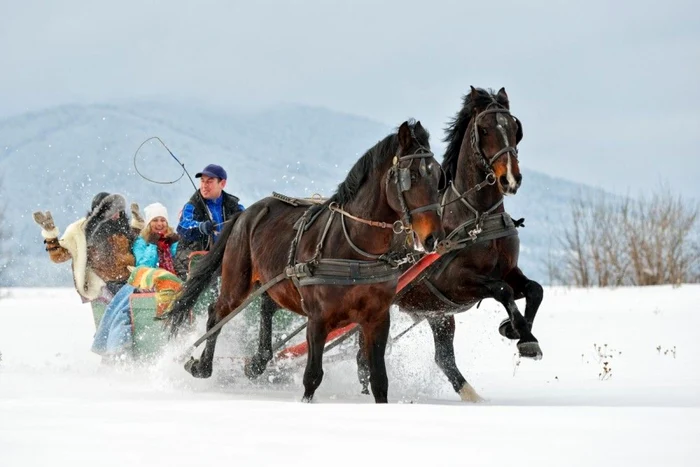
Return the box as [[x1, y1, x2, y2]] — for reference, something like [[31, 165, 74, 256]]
[[144, 202, 169, 226]]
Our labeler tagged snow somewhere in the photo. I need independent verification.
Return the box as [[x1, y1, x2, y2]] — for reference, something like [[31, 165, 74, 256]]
[[1, 285, 699, 466]]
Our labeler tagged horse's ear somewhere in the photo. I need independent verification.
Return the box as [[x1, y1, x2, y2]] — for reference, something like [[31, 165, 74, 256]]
[[415, 120, 426, 135], [497, 87, 510, 108], [398, 121, 412, 149], [470, 86, 481, 114]]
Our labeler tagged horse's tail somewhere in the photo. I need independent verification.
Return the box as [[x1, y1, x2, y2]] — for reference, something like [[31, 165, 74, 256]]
[[167, 212, 242, 336]]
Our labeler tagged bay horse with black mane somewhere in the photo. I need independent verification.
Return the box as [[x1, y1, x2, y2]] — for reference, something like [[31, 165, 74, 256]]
[[168, 120, 445, 403], [387, 87, 544, 402]]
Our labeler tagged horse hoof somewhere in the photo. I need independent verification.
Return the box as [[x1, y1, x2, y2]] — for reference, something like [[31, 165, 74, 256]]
[[184, 357, 212, 378], [183, 357, 197, 375], [361, 387, 370, 395], [243, 359, 265, 380], [517, 341, 543, 360], [301, 394, 314, 403], [498, 319, 520, 340], [458, 383, 485, 403]]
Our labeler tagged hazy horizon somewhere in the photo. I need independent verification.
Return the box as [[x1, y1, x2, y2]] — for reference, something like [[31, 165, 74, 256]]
[[2, 0, 699, 199]]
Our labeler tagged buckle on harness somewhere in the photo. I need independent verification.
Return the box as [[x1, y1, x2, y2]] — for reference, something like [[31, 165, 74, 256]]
[[285, 263, 312, 279], [468, 219, 483, 241], [390, 252, 419, 269]]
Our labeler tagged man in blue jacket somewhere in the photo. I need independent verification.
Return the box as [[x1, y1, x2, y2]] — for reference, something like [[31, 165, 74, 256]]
[[174, 164, 245, 279]]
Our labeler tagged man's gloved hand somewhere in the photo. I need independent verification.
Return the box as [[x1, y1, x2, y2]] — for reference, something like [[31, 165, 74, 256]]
[[131, 202, 145, 225], [198, 220, 213, 236], [33, 211, 56, 232]]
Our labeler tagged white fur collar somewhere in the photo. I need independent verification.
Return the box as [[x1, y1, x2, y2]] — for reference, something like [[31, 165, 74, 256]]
[[58, 218, 106, 301]]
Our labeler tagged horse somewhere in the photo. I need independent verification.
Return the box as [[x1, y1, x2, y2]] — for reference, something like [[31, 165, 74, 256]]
[[167, 120, 445, 403], [386, 86, 544, 402]]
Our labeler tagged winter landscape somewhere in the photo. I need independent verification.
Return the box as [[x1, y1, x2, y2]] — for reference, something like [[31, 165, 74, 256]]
[[1, 285, 699, 466], [2, 1, 699, 466]]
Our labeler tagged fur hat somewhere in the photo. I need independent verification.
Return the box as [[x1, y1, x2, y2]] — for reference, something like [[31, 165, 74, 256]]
[[91, 192, 111, 211], [85, 193, 129, 244], [144, 202, 169, 226]]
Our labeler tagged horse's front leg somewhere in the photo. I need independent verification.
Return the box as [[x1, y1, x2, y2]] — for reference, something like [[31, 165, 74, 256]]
[[481, 278, 542, 360], [427, 315, 483, 402], [499, 267, 544, 340], [244, 293, 278, 379], [361, 309, 391, 403], [301, 315, 329, 403]]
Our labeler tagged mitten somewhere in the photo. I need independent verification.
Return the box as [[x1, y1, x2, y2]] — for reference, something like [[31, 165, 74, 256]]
[[198, 220, 213, 236], [130, 202, 145, 230], [33, 211, 58, 238], [146, 231, 162, 244]]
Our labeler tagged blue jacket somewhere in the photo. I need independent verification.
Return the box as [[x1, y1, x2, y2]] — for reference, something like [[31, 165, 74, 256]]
[[176, 192, 245, 244], [174, 190, 244, 279], [132, 236, 178, 269]]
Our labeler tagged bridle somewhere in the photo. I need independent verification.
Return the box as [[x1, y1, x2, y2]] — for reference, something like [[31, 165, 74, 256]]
[[326, 136, 441, 261], [470, 103, 520, 175], [330, 134, 441, 234], [442, 103, 521, 211], [386, 144, 441, 233]]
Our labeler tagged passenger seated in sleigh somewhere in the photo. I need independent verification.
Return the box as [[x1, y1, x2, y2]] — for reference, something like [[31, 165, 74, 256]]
[[33, 194, 183, 361], [91, 202, 185, 361]]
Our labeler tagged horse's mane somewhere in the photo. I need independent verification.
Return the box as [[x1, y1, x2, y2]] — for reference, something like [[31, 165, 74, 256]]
[[329, 120, 429, 205], [442, 88, 508, 184]]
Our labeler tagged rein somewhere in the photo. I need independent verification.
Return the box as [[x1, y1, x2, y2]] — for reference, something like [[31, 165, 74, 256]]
[[329, 202, 406, 233]]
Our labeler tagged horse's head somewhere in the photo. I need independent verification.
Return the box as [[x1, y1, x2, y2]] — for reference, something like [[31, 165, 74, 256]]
[[385, 121, 445, 252], [468, 86, 523, 195]]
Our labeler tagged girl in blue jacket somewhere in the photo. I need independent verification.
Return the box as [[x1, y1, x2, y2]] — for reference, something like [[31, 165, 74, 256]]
[[132, 202, 179, 274]]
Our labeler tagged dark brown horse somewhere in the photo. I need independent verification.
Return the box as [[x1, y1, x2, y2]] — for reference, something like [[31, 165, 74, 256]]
[[390, 87, 543, 402], [168, 120, 445, 403]]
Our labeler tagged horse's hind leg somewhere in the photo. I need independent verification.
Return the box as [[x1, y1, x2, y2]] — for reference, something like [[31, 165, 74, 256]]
[[185, 238, 255, 378], [301, 315, 329, 402], [184, 301, 222, 378], [498, 267, 544, 340], [361, 310, 391, 403], [356, 330, 370, 395], [427, 315, 483, 402], [244, 293, 279, 379]]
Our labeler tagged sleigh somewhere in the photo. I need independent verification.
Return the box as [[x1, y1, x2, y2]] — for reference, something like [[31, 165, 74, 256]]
[[89, 248, 443, 364], [88, 252, 306, 362], [89, 285, 210, 360], [89, 253, 216, 361]]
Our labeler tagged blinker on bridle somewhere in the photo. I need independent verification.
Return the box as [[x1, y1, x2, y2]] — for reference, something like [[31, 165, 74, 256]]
[[388, 144, 441, 233]]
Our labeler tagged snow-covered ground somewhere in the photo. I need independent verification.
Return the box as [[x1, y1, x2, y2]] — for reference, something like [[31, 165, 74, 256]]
[[1, 286, 699, 466]]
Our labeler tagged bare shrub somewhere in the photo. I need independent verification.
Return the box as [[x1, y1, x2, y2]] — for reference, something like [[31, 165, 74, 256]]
[[548, 186, 699, 286]]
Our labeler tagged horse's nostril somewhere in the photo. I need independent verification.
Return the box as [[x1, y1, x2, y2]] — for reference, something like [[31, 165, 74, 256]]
[[499, 175, 509, 187], [424, 234, 436, 252]]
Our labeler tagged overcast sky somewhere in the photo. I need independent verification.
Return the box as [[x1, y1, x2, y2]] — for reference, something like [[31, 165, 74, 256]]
[[2, 0, 699, 199]]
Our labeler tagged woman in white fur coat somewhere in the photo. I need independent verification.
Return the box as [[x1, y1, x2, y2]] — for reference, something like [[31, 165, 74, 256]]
[[33, 192, 143, 300]]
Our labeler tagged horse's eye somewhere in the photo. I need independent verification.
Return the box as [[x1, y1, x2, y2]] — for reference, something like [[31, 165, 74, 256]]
[[481, 127, 488, 136]]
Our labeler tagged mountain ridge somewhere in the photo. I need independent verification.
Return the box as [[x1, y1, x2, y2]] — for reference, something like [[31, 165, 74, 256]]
[[0, 100, 596, 287]]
